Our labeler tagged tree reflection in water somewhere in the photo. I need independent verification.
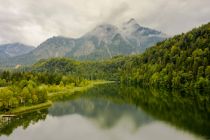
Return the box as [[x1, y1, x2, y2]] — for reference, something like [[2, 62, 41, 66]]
[[0, 83, 210, 139]]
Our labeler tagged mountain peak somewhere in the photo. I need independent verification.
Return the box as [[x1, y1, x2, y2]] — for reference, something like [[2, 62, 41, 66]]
[[122, 18, 141, 29], [121, 18, 142, 34], [46, 36, 74, 41], [91, 24, 118, 33], [127, 18, 138, 24], [85, 23, 119, 41], [125, 18, 140, 27]]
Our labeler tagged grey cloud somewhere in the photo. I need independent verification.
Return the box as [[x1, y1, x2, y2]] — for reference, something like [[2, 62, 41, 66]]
[[0, 0, 210, 46], [102, 2, 130, 23]]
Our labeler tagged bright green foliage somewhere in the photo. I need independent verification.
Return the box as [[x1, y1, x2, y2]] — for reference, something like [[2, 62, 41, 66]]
[[0, 81, 48, 112], [0, 71, 88, 112], [0, 79, 6, 87], [119, 23, 210, 90]]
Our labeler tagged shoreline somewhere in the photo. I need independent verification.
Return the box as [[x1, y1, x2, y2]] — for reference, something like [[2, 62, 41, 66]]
[[4, 101, 52, 115], [0, 80, 113, 116], [49, 80, 114, 100]]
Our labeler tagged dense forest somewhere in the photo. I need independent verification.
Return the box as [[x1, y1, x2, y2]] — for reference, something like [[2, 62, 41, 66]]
[[120, 22, 210, 90]]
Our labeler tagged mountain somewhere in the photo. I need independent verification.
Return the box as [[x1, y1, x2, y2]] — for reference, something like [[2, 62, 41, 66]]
[[30, 36, 76, 59], [1, 18, 167, 66], [66, 24, 136, 60], [0, 52, 10, 66], [0, 43, 35, 65], [0, 43, 34, 57], [121, 18, 167, 52]]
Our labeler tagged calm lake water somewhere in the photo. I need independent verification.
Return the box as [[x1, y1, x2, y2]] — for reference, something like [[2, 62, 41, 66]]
[[0, 83, 210, 140]]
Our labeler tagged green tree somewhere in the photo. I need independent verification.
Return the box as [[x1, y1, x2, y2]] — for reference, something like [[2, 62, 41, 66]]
[[205, 66, 210, 79]]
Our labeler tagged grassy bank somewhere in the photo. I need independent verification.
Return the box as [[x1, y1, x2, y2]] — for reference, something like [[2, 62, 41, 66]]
[[48, 80, 114, 101], [8, 100, 52, 115]]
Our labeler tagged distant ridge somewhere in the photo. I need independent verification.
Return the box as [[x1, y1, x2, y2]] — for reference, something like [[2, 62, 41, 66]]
[[0, 18, 167, 66]]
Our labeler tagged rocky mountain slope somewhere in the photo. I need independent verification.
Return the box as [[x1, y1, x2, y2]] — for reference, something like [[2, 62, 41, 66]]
[[0, 43, 34, 57], [0, 18, 167, 66], [0, 43, 34, 65]]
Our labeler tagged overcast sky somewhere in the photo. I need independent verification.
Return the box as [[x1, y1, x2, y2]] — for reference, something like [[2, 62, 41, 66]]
[[0, 0, 210, 46]]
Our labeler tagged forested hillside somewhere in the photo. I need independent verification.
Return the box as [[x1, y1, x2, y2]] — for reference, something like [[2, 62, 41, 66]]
[[28, 57, 126, 81], [120, 22, 210, 90]]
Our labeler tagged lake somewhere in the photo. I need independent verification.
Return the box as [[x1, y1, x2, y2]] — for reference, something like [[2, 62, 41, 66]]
[[0, 83, 209, 140]]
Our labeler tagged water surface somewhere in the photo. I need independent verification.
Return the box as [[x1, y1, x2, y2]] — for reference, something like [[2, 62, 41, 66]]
[[0, 84, 209, 140]]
